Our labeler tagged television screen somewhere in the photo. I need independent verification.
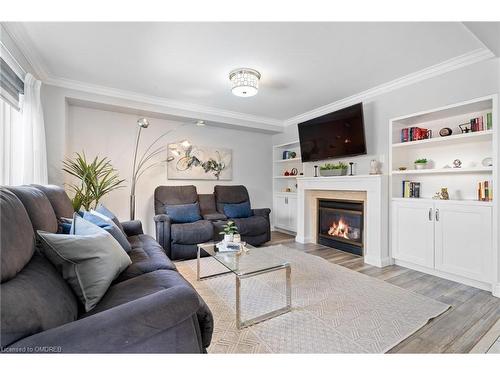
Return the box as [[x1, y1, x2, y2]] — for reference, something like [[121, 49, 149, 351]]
[[298, 103, 366, 163]]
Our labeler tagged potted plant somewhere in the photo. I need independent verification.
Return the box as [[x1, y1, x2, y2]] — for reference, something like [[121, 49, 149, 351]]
[[219, 221, 239, 242], [63, 152, 125, 211], [319, 162, 348, 176], [414, 158, 428, 170]]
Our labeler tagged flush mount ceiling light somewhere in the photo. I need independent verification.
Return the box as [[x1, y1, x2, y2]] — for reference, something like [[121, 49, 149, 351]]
[[229, 68, 261, 97]]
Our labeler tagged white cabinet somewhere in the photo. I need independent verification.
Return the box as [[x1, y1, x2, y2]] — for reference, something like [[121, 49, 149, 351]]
[[273, 194, 297, 232], [392, 201, 434, 268], [392, 199, 492, 284], [434, 203, 492, 282]]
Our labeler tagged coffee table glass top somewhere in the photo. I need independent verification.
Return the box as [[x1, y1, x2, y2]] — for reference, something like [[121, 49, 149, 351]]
[[197, 242, 289, 276]]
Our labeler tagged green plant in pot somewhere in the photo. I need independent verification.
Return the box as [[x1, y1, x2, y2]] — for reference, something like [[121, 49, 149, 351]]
[[219, 220, 239, 242], [414, 158, 428, 170], [319, 162, 348, 176], [63, 152, 125, 211]]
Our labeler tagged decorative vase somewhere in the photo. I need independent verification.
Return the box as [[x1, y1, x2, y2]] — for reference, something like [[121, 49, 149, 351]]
[[414, 163, 426, 170], [233, 234, 241, 243], [224, 234, 233, 242]]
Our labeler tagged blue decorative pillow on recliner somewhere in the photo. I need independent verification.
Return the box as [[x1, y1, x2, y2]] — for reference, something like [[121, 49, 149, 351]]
[[223, 201, 252, 218], [165, 202, 202, 223]]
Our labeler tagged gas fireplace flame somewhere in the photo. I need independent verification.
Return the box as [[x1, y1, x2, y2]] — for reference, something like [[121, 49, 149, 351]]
[[328, 218, 350, 239]]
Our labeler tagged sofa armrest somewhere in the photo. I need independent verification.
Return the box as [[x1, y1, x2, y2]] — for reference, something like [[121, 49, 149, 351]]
[[202, 212, 227, 221], [252, 208, 271, 217], [8, 285, 203, 353], [154, 214, 172, 255], [120, 220, 144, 236]]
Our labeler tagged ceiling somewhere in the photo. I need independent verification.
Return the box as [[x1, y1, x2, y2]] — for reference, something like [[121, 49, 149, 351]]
[[3, 22, 492, 122]]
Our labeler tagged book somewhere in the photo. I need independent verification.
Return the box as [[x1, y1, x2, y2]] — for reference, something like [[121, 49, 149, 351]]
[[487, 112, 492, 130]]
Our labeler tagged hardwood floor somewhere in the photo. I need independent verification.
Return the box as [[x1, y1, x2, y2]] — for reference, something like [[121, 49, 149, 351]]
[[266, 231, 500, 353]]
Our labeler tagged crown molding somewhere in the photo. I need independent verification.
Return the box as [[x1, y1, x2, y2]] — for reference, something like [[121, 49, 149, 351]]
[[1, 22, 50, 80], [284, 48, 495, 126], [44, 75, 284, 129]]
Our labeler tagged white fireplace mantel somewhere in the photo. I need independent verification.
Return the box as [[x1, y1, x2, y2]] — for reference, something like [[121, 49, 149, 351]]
[[296, 174, 390, 267]]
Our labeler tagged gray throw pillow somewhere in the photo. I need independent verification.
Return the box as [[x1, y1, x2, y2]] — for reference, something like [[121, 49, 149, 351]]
[[37, 214, 132, 312], [95, 203, 125, 234], [83, 210, 132, 252]]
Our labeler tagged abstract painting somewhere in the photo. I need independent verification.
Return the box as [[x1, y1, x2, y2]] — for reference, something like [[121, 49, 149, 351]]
[[167, 142, 232, 180]]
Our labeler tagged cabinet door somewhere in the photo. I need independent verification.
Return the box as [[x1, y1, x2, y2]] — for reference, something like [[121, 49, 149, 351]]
[[274, 195, 289, 229], [392, 201, 435, 268], [287, 196, 297, 232], [434, 203, 492, 282]]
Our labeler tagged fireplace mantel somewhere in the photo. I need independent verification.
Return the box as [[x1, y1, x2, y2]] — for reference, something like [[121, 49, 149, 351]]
[[296, 174, 390, 267]]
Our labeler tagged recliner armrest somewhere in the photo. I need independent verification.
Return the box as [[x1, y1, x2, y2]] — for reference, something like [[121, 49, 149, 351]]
[[252, 208, 271, 217], [154, 214, 171, 223], [8, 286, 203, 353], [120, 220, 144, 236]]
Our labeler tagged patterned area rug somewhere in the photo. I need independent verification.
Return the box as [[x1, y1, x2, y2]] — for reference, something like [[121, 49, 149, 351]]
[[176, 245, 449, 353]]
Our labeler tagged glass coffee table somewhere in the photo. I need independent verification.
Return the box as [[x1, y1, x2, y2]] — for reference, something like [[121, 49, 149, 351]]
[[197, 242, 291, 329]]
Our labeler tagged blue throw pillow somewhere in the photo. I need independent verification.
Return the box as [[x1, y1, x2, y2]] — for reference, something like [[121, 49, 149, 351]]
[[165, 202, 202, 223], [223, 201, 252, 218], [82, 211, 132, 252]]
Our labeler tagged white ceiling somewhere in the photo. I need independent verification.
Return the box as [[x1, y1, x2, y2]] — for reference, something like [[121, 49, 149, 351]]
[[4, 22, 488, 121]]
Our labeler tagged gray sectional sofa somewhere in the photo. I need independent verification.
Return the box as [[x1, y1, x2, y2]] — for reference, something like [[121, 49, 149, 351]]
[[154, 185, 271, 260], [0, 185, 213, 353]]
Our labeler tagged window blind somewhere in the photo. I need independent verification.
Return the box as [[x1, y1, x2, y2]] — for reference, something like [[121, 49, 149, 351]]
[[0, 56, 24, 110]]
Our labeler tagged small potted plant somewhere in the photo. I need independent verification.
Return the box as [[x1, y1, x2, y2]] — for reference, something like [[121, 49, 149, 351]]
[[319, 162, 348, 176], [414, 158, 428, 170], [219, 220, 239, 242]]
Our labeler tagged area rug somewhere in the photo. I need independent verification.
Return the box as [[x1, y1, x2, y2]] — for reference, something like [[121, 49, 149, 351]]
[[176, 245, 449, 353]]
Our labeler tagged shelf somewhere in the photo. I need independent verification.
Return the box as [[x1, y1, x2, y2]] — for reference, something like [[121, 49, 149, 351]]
[[392, 130, 493, 149], [273, 140, 300, 149], [274, 157, 301, 163], [391, 166, 493, 175], [273, 176, 298, 179], [391, 197, 493, 207]]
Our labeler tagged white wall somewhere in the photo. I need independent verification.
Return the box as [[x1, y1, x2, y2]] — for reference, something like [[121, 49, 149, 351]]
[[42, 91, 272, 236], [273, 58, 500, 176]]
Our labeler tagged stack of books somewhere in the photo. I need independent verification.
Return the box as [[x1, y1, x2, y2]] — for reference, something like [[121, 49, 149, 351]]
[[402, 180, 421, 198], [469, 113, 493, 132], [401, 127, 430, 142], [478, 180, 493, 201]]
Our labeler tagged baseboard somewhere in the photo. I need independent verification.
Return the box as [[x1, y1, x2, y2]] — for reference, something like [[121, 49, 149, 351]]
[[395, 259, 494, 294], [364, 256, 393, 268], [492, 283, 500, 298]]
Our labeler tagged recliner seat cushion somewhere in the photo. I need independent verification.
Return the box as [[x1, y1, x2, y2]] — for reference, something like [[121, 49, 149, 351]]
[[171, 220, 213, 245], [232, 216, 268, 236], [6, 186, 58, 233], [116, 234, 176, 282]]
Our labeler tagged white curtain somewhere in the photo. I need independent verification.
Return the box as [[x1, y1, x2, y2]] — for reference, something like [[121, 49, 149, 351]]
[[0, 73, 48, 185]]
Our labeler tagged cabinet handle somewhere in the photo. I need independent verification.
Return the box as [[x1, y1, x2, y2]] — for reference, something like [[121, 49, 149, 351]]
[[428, 208, 433, 221], [435, 208, 439, 221], [285, 197, 288, 204]]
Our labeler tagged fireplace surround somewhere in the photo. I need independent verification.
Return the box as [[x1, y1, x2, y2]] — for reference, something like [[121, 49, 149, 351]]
[[317, 199, 364, 256]]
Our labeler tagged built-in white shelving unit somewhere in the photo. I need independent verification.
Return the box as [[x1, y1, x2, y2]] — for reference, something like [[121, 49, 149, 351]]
[[272, 140, 303, 233], [389, 95, 498, 294]]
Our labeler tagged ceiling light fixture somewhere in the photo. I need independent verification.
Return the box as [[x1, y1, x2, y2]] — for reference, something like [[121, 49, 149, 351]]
[[229, 68, 261, 97], [196, 120, 206, 127]]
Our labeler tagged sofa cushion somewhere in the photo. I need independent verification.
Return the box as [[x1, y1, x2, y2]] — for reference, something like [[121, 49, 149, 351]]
[[223, 201, 252, 218], [171, 220, 213, 245], [232, 216, 269, 236], [0, 188, 35, 283], [116, 234, 176, 282], [95, 203, 125, 234], [37, 215, 131, 312], [83, 210, 132, 251], [1, 252, 78, 347], [84, 269, 188, 316], [31, 184, 74, 219], [7, 186, 58, 233], [165, 202, 202, 223]]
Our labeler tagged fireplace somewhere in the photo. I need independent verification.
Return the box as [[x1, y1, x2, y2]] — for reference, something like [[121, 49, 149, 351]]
[[317, 199, 364, 256]]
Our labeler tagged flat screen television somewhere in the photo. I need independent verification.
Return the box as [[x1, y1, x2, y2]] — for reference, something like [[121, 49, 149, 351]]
[[298, 103, 366, 163]]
